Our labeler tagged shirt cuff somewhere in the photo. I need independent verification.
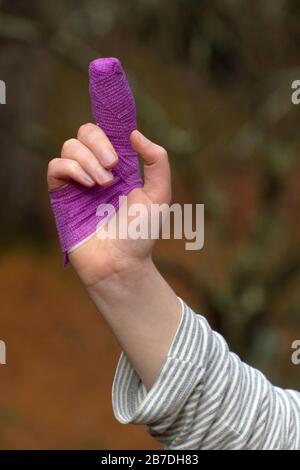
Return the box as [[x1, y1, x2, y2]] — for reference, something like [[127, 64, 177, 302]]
[[112, 298, 206, 427]]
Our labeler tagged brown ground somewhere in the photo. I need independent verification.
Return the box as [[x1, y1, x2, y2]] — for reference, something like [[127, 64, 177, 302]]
[[0, 248, 162, 450]]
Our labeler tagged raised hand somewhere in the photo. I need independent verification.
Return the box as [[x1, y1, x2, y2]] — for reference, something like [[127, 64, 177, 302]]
[[47, 125, 171, 287], [47, 60, 180, 391]]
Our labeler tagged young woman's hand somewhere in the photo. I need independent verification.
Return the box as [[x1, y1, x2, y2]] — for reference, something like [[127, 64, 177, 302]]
[[47, 124, 171, 288]]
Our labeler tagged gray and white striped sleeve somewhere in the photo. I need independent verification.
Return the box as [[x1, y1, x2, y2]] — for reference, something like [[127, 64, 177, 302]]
[[112, 299, 300, 450]]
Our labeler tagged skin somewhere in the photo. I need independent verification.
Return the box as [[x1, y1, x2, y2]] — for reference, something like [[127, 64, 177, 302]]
[[47, 124, 182, 390]]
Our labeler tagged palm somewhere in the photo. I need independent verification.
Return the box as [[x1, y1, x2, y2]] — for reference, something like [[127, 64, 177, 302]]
[[69, 187, 156, 287]]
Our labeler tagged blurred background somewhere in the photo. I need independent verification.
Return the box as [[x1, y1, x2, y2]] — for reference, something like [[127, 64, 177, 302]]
[[0, 0, 300, 450]]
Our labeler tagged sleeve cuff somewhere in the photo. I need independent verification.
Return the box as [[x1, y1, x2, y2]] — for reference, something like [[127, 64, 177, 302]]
[[112, 298, 207, 427]]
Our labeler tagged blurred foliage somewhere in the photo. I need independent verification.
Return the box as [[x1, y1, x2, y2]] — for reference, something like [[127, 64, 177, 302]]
[[0, 0, 300, 449]]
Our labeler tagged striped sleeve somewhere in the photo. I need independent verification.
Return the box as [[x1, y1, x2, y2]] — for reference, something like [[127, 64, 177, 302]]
[[112, 299, 300, 450]]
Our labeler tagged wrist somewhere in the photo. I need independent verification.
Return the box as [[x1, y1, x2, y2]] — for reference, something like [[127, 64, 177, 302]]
[[87, 255, 156, 299], [86, 252, 182, 390]]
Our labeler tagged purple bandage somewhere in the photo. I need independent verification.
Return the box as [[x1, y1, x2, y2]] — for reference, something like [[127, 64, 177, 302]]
[[49, 58, 143, 265]]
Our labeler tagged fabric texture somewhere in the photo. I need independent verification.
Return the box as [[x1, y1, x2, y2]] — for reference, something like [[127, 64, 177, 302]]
[[49, 58, 143, 265], [112, 299, 300, 450]]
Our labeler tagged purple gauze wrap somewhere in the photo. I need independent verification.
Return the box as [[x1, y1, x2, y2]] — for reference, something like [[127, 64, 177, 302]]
[[49, 58, 143, 265]]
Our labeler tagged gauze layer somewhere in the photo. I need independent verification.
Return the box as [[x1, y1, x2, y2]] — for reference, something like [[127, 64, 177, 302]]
[[49, 58, 143, 265]]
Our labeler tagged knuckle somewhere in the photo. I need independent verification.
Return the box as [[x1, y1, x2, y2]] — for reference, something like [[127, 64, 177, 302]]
[[47, 158, 59, 173], [77, 122, 95, 139], [69, 160, 80, 173], [61, 138, 77, 156], [156, 146, 168, 161]]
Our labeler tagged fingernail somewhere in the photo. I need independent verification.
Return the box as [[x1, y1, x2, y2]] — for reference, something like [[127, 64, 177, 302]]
[[97, 168, 114, 185], [101, 154, 118, 167], [81, 172, 94, 185]]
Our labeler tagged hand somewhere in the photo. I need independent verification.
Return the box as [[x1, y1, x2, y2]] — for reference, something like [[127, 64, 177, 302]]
[[47, 123, 171, 288], [48, 123, 181, 390]]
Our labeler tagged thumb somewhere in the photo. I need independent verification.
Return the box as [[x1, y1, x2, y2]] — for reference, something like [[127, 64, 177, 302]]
[[130, 130, 171, 204]]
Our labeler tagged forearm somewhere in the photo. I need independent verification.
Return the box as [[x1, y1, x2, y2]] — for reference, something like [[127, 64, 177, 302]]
[[87, 258, 182, 390]]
